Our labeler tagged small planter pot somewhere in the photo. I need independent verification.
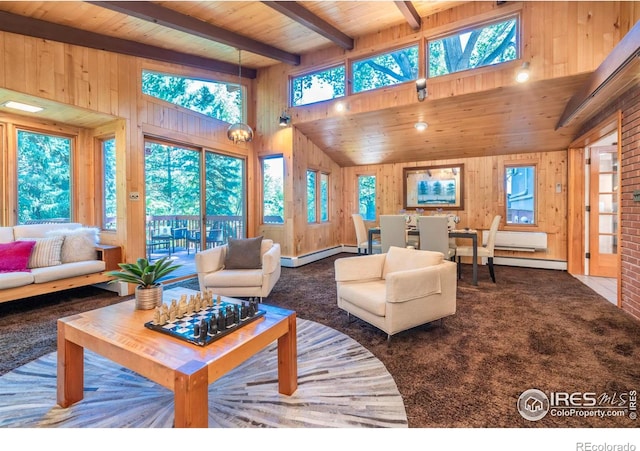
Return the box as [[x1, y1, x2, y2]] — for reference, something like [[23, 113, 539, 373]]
[[135, 284, 163, 310]]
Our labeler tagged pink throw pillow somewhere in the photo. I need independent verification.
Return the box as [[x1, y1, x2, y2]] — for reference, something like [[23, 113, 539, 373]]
[[0, 241, 36, 273]]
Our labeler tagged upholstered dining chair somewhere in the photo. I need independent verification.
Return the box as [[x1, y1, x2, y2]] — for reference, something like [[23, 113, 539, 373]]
[[352, 213, 380, 254], [456, 215, 501, 283], [380, 215, 409, 253], [418, 216, 456, 260]]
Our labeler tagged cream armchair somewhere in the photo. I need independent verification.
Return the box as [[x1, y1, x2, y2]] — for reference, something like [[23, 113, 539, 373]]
[[335, 246, 457, 340], [195, 239, 281, 300]]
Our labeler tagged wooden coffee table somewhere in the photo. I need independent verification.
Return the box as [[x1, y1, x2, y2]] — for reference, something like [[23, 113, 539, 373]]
[[56, 293, 297, 428]]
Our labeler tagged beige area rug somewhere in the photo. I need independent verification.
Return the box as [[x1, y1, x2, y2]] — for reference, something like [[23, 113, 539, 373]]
[[0, 318, 407, 428]]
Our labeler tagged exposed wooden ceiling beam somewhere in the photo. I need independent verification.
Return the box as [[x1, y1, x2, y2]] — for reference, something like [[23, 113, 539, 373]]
[[263, 1, 354, 50], [88, 1, 300, 66], [0, 10, 256, 78], [556, 19, 640, 129], [394, 1, 422, 31]]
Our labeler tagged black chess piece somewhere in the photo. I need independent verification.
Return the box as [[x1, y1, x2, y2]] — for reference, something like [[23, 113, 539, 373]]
[[199, 319, 207, 341], [193, 322, 200, 337]]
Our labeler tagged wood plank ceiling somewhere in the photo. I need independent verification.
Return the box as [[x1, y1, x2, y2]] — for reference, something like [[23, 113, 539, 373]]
[[0, 1, 618, 166]]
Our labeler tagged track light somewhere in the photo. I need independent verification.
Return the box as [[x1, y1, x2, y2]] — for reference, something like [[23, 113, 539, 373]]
[[279, 111, 291, 127], [516, 62, 530, 83], [416, 78, 427, 102]]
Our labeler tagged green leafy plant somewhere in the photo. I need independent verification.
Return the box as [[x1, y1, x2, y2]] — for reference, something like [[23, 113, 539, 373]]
[[106, 256, 181, 288]]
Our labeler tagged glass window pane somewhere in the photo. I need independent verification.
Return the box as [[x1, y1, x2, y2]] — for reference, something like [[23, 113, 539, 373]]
[[205, 152, 246, 242], [506, 165, 535, 225], [307, 170, 316, 223], [262, 156, 284, 224], [17, 130, 71, 224], [599, 235, 617, 254], [598, 194, 615, 213], [102, 138, 117, 230], [292, 65, 345, 107], [358, 175, 376, 221], [428, 17, 518, 78], [352, 45, 418, 94], [320, 173, 329, 222]]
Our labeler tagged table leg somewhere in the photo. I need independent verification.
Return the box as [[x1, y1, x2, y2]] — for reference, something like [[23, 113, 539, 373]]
[[277, 313, 298, 395], [57, 321, 84, 407], [472, 235, 478, 286], [174, 360, 209, 428], [368, 229, 373, 255]]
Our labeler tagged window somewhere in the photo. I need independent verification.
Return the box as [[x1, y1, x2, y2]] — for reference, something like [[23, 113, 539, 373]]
[[17, 130, 72, 224], [291, 65, 345, 107], [307, 169, 330, 223], [142, 70, 242, 123], [358, 175, 376, 221], [102, 138, 117, 230], [262, 156, 284, 224], [505, 165, 535, 225], [351, 45, 419, 94], [428, 16, 518, 78]]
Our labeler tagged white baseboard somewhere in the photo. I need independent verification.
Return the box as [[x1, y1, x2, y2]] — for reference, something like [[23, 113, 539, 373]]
[[281, 245, 350, 268]]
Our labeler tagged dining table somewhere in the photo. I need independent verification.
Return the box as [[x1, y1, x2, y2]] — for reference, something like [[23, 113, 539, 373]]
[[368, 226, 479, 286]]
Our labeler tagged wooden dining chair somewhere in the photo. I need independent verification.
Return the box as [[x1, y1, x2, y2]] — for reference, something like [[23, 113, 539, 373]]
[[380, 215, 409, 253], [418, 216, 456, 260]]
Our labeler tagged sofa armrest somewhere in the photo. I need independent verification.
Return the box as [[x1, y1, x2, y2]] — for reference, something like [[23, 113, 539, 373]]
[[386, 265, 443, 303], [195, 245, 226, 275], [262, 243, 281, 274], [335, 254, 386, 282]]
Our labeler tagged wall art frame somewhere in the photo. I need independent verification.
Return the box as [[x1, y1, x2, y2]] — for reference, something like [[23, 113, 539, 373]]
[[403, 164, 464, 210]]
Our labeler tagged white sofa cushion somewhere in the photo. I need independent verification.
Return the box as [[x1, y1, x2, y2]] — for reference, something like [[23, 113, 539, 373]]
[[21, 236, 65, 269], [0, 272, 34, 289], [203, 269, 264, 288], [31, 260, 106, 284], [339, 280, 387, 317], [0, 227, 14, 243], [382, 246, 443, 279], [47, 227, 99, 263]]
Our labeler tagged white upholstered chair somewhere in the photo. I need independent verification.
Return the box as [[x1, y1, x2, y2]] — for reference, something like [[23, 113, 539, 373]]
[[195, 238, 281, 300], [456, 215, 501, 283], [418, 216, 456, 260], [380, 215, 409, 253], [352, 213, 380, 254], [335, 246, 457, 341]]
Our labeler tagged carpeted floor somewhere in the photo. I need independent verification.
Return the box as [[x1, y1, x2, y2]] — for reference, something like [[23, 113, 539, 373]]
[[1, 254, 639, 428]]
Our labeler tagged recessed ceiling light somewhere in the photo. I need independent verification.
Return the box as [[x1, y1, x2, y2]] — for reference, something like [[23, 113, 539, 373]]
[[414, 122, 428, 131], [2, 101, 44, 113]]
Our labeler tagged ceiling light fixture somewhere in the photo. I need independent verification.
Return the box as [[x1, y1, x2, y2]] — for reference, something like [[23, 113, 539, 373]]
[[516, 62, 530, 83], [279, 110, 291, 127], [227, 49, 254, 144], [2, 101, 44, 113], [416, 78, 427, 102], [414, 121, 428, 131]]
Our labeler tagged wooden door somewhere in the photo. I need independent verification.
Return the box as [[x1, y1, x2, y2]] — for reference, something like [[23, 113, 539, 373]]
[[588, 145, 619, 277]]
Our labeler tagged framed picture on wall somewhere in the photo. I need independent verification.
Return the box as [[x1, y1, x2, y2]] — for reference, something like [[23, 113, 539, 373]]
[[403, 164, 464, 210]]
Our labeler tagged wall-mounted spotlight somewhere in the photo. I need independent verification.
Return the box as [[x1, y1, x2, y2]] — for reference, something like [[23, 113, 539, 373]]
[[416, 78, 427, 102], [279, 110, 291, 127], [516, 62, 530, 83]]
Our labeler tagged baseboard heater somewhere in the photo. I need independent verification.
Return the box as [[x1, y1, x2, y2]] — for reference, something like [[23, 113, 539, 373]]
[[280, 245, 343, 268], [482, 230, 548, 252]]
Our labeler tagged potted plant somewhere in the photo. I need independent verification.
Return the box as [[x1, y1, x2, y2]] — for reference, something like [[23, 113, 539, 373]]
[[106, 256, 182, 310]]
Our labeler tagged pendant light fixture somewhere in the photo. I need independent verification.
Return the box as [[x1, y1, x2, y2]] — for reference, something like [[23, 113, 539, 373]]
[[227, 49, 254, 144]]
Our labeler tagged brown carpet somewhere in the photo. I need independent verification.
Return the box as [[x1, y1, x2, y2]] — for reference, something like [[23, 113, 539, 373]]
[[1, 254, 639, 428]]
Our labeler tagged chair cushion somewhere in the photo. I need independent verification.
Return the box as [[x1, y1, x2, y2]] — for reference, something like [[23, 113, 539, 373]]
[[382, 246, 443, 279], [203, 269, 264, 288], [339, 280, 387, 317], [225, 236, 263, 269], [456, 245, 491, 258], [0, 271, 34, 289], [0, 241, 36, 273]]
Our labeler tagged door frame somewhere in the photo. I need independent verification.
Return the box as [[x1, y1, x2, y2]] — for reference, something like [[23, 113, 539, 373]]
[[567, 111, 622, 306]]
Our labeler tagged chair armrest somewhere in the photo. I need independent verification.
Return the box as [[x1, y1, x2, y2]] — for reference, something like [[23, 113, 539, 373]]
[[195, 245, 226, 274], [262, 243, 281, 275], [386, 265, 442, 303], [335, 254, 386, 282]]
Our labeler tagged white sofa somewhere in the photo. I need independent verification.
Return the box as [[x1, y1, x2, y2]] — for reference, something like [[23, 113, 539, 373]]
[[0, 223, 114, 303], [335, 246, 457, 340], [195, 239, 281, 299]]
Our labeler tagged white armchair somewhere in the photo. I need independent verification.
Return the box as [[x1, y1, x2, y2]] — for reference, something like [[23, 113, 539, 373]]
[[195, 239, 281, 300], [335, 246, 457, 340]]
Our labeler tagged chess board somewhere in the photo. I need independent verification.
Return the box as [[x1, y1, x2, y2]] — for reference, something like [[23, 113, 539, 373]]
[[145, 299, 265, 346]]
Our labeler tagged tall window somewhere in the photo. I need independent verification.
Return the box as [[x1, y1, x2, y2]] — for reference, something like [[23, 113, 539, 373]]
[[142, 70, 242, 123], [291, 65, 346, 107], [102, 138, 117, 230], [351, 45, 419, 94], [307, 169, 329, 223], [428, 16, 518, 78], [17, 130, 72, 224], [505, 165, 536, 225], [358, 175, 376, 221], [262, 156, 284, 224], [205, 152, 246, 240]]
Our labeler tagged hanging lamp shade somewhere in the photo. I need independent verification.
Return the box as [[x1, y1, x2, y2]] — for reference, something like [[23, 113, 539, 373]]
[[228, 49, 254, 144]]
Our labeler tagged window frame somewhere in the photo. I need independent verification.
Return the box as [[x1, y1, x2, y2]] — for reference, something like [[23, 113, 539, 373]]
[[350, 43, 420, 95], [290, 64, 346, 107], [260, 155, 285, 225], [504, 162, 537, 226], [357, 174, 377, 222], [306, 168, 330, 224], [99, 136, 117, 231]]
